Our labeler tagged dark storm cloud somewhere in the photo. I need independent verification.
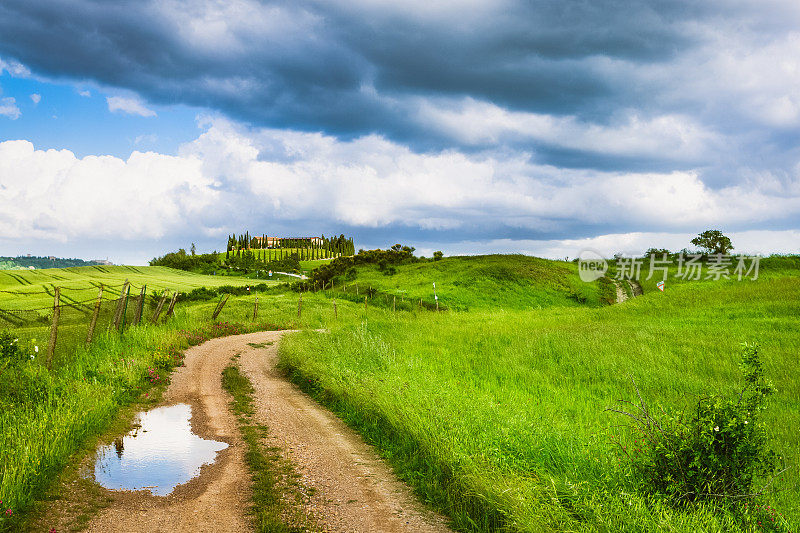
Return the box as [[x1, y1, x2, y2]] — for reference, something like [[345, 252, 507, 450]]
[[0, 1, 704, 139], [1, 0, 799, 181]]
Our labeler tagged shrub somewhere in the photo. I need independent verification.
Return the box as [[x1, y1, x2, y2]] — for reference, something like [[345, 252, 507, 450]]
[[609, 343, 780, 508], [0, 331, 34, 371], [0, 331, 49, 408]]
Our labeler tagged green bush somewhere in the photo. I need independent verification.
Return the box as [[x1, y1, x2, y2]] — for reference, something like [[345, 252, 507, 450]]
[[611, 343, 780, 508], [0, 331, 35, 371]]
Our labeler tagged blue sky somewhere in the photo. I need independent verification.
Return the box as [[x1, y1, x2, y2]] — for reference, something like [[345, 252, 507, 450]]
[[1, 0, 799, 264], [0, 70, 200, 158]]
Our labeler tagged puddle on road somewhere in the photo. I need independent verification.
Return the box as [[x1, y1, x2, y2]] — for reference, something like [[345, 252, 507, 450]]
[[93, 403, 228, 496]]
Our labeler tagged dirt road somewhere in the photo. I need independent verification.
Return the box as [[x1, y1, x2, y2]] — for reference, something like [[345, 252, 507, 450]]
[[85, 331, 451, 532]]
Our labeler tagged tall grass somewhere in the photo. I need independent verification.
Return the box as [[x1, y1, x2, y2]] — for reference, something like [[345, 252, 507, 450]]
[[279, 272, 800, 531]]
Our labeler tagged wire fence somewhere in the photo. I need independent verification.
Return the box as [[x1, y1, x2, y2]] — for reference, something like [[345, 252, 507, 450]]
[[302, 280, 444, 311], [0, 282, 178, 369], [1, 279, 445, 370]]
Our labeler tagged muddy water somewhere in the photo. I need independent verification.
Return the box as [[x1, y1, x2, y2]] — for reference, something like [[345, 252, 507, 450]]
[[93, 403, 228, 496]]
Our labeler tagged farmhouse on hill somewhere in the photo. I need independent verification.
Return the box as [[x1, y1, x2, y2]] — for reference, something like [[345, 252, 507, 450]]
[[253, 236, 324, 248]]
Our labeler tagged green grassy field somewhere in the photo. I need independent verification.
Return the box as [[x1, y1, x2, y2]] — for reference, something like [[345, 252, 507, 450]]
[[0, 265, 271, 310], [279, 255, 800, 532]]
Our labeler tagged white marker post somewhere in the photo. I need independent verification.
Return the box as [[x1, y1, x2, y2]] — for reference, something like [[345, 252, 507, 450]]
[[433, 282, 438, 311]]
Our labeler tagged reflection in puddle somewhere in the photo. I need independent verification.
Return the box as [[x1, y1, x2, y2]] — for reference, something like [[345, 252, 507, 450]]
[[94, 403, 228, 496]]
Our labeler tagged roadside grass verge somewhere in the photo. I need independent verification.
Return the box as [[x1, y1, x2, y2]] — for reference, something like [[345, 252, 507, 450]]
[[278, 274, 800, 532], [222, 357, 315, 532]]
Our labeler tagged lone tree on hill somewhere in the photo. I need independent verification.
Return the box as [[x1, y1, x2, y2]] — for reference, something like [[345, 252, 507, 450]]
[[691, 230, 734, 255]]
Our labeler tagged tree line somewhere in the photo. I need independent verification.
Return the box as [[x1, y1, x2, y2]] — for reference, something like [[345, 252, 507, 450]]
[[224, 233, 355, 261], [149, 233, 356, 275]]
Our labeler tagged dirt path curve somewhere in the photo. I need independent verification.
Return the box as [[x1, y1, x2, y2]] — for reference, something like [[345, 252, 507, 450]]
[[85, 331, 452, 533], [240, 330, 452, 533]]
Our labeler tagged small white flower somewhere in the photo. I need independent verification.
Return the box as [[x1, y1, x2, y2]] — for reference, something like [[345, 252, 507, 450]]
[[34, 345, 38, 353], [30, 354, 34, 360], [714, 426, 719, 432], [744, 420, 748, 424]]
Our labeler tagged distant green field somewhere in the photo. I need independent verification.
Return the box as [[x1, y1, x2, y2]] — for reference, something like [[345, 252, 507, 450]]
[[0, 265, 272, 310]]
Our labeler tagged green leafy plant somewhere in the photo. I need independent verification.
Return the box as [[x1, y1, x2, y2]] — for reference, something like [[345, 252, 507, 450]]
[[0, 331, 33, 371], [609, 343, 783, 508]]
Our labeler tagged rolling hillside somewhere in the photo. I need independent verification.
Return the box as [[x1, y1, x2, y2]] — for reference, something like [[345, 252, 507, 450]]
[[319, 254, 613, 310]]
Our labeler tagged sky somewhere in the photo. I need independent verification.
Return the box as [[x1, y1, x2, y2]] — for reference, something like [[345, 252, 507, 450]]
[[0, 0, 799, 264]]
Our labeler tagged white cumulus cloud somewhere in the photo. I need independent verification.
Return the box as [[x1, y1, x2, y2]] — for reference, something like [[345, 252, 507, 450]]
[[30, 93, 41, 105], [0, 140, 215, 241], [1, 117, 799, 260]]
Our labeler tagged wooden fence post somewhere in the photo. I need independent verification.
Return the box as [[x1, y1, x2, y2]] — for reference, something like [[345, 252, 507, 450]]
[[393, 295, 396, 312], [152, 292, 169, 323], [117, 285, 131, 331], [356, 283, 359, 296], [86, 284, 103, 344], [212, 294, 229, 320], [297, 294, 303, 319], [86, 285, 104, 344], [111, 280, 129, 330], [165, 291, 178, 318], [46, 287, 60, 370], [253, 297, 258, 321], [134, 285, 146, 326], [364, 296, 367, 312]]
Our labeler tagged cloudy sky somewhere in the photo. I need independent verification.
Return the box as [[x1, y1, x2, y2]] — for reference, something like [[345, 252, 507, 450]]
[[1, 0, 799, 263]]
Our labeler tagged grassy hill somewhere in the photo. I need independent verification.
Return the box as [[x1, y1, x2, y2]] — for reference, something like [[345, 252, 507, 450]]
[[334, 253, 800, 311], [318, 254, 613, 310]]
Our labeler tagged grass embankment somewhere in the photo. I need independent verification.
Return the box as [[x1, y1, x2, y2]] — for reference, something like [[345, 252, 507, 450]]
[[279, 257, 800, 531], [222, 356, 315, 532]]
